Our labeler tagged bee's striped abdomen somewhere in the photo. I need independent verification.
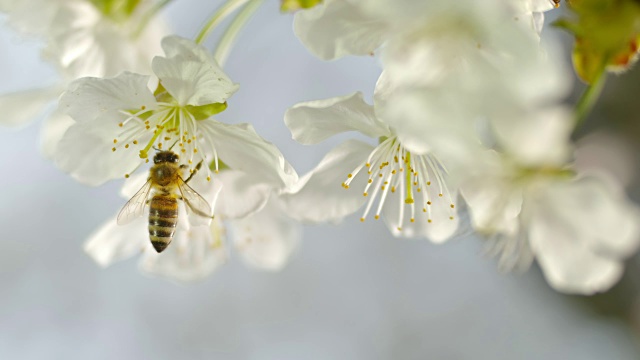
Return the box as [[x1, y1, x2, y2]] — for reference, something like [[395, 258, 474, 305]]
[[149, 194, 178, 253]]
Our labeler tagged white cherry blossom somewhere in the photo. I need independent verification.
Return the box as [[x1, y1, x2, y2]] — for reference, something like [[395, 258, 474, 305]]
[[283, 88, 459, 242], [54, 35, 296, 204], [0, 0, 168, 160]]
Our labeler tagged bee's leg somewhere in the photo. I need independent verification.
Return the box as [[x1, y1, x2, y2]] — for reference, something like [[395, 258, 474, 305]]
[[183, 160, 204, 184]]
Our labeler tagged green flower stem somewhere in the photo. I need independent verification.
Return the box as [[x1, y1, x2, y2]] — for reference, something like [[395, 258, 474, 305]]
[[575, 68, 606, 129], [214, 0, 263, 67], [133, 0, 173, 38], [195, 0, 251, 45]]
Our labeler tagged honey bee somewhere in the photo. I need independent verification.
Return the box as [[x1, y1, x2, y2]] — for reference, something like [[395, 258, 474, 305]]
[[117, 150, 213, 253]]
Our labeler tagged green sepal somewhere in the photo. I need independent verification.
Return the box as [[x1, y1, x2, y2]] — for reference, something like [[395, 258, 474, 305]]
[[555, 0, 640, 83], [280, 0, 322, 12], [186, 102, 228, 121]]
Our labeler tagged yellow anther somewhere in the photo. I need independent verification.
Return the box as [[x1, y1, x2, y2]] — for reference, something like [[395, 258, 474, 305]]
[[145, 159, 149, 163], [112, 147, 116, 152], [348, 174, 353, 178], [133, 140, 138, 145], [449, 216, 454, 220], [125, 174, 130, 178], [423, 208, 427, 212], [374, 215, 380, 220], [360, 218, 365, 222], [428, 219, 432, 223], [397, 227, 402, 231], [427, 201, 432, 205], [118, 123, 123, 127], [405, 198, 414, 204], [193, 148, 198, 153], [427, 181, 431, 186], [450, 204, 455, 209], [366, 163, 371, 167], [164, 137, 171, 141], [206, 176, 211, 181], [363, 192, 368, 197], [410, 218, 415, 223], [141, 105, 146, 110], [145, 125, 150, 129], [113, 139, 117, 144], [381, 186, 386, 190], [368, 179, 373, 184], [181, 148, 186, 153], [125, 144, 129, 149], [158, 143, 163, 148], [438, 194, 443, 197]]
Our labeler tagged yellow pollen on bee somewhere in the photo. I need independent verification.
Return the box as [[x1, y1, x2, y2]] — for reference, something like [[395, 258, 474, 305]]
[[374, 215, 380, 220]]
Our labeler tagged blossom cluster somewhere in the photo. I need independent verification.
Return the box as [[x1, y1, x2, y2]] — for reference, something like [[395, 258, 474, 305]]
[[1, 0, 640, 294]]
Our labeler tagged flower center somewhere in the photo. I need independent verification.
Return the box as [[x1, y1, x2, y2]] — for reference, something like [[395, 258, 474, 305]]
[[342, 136, 456, 230]]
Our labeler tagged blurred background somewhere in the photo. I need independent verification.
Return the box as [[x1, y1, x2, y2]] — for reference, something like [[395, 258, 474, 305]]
[[1, 1, 640, 359]]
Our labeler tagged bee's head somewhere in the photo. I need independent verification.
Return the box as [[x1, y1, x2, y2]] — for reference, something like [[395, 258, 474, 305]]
[[153, 151, 179, 164]]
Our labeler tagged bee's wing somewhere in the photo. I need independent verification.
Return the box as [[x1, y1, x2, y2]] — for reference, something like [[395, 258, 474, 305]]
[[117, 179, 153, 225], [177, 177, 213, 219]]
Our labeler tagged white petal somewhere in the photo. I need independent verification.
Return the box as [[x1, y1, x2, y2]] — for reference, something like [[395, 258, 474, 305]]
[[54, 120, 142, 186], [0, 86, 60, 127], [281, 140, 374, 223], [139, 221, 228, 283], [214, 170, 272, 220], [539, 176, 640, 258], [528, 196, 625, 295], [492, 106, 574, 167], [60, 72, 156, 123], [293, 0, 388, 60], [39, 110, 74, 160], [152, 36, 239, 106], [84, 215, 148, 267], [231, 196, 301, 271], [200, 121, 298, 190], [285, 92, 390, 145]]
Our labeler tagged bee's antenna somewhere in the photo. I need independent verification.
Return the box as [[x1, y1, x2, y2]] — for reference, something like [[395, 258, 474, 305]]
[[152, 146, 160, 152], [168, 140, 180, 150]]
